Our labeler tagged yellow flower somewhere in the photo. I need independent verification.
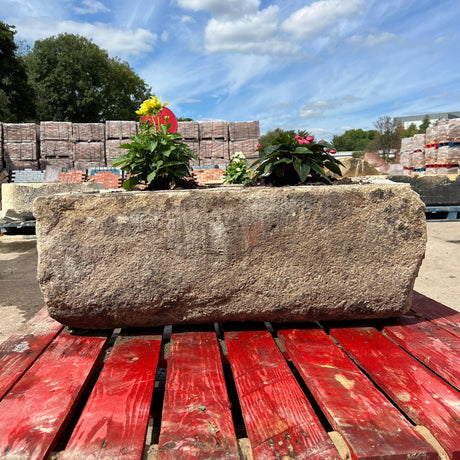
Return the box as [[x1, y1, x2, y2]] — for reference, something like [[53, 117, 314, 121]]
[[136, 96, 169, 116]]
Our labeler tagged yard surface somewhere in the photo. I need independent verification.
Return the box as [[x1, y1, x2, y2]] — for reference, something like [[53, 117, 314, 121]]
[[0, 221, 459, 344]]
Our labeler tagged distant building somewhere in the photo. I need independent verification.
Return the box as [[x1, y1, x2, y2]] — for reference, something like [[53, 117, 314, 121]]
[[395, 111, 460, 129]]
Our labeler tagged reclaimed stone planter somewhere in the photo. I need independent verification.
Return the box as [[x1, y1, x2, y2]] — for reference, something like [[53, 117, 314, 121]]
[[1, 182, 104, 220], [34, 184, 426, 329]]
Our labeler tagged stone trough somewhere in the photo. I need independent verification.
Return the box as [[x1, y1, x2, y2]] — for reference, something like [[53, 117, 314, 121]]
[[34, 183, 426, 329]]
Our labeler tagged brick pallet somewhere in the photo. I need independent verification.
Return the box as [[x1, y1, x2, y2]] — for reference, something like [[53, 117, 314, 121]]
[[2, 123, 39, 170], [0, 292, 458, 459]]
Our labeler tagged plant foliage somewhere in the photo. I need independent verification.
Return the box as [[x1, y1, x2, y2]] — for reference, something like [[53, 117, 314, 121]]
[[113, 96, 196, 190], [223, 152, 252, 184], [252, 131, 343, 185]]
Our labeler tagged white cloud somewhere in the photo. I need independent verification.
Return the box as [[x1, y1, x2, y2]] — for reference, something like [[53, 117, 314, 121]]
[[299, 96, 360, 119], [181, 15, 195, 23], [74, 0, 110, 15], [176, 0, 260, 19], [347, 32, 396, 47], [281, 0, 365, 40], [161, 31, 169, 42], [204, 5, 292, 55], [13, 17, 156, 57]]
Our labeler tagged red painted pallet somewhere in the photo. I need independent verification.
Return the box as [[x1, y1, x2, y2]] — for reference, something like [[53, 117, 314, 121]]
[[411, 291, 460, 338], [0, 328, 109, 459], [383, 311, 460, 390], [158, 330, 240, 459], [0, 293, 458, 459], [278, 326, 438, 460], [225, 329, 340, 459], [62, 332, 162, 460], [330, 326, 460, 459], [0, 306, 63, 400]]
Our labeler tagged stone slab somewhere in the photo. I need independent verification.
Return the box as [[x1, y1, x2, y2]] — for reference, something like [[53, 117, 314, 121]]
[[34, 184, 426, 329], [1, 182, 104, 220], [390, 174, 460, 206]]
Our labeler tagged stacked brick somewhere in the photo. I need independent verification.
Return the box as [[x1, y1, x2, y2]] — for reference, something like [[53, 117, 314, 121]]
[[2, 123, 39, 170], [177, 121, 200, 167], [192, 168, 225, 185], [412, 134, 426, 173], [0, 120, 262, 185], [72, 123, 105, 170], [199, 121, 228, 168], [40, 122, 73, 169], [400, 137, 414, 174], [59, 170, 86, 183], [228, 121, 260, 161], [88, 168, 122, 189], [105, 121, 138, 167], [400, 119, 460, 175]]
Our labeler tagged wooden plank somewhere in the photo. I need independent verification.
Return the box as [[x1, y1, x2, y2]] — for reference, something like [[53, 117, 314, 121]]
[[225, 330, 340, 460], [278, 327, 438, 460], [383, 312, 460, 390], [158, 331, 240, 459], [411, 291, 460, 338], [0, 306, 63, 401], [331, 326, 460, 460], [62, 332, 162, 460], [0, 329, 109, 460]]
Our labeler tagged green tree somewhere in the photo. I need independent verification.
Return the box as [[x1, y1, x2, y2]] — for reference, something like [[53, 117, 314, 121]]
[[400, 122, 419, 138], [417, 114, 431, 133], [367, 116, 401, 160], [259, 128, 311, 146], [25, 33, 151, 122], [332, 129, 377, 152], [0, 22, 36, 122]]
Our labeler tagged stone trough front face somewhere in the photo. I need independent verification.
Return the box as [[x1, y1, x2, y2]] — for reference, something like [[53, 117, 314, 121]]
[[34, 184, 426, 329]]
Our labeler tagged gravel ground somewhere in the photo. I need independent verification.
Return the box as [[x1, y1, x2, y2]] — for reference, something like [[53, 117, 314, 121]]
[[0, 221, 459, 344]]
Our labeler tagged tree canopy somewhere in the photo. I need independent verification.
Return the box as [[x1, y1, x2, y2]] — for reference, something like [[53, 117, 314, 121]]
[[259, 128, 311, 146], [0, 22, 36, 122], [332, 129, 377, 152], [24, 33, 151, 122]]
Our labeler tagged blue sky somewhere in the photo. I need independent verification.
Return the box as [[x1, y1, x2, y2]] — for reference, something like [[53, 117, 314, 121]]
[[1, 0, 460, 140]]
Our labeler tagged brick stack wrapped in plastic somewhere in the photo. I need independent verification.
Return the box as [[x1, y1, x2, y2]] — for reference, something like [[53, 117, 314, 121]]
[[400, 137, 414, 175], [3, 123, 39, 170]]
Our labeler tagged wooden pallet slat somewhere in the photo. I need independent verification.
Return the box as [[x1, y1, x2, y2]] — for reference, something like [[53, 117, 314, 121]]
[[383, 313, 460, 390], [411, 291, 460, 338], [278, 327, 438, 460], [225, 329, 340, 460], [0, 307, 63, 401], [331, 326, 460, 460], [158, 331, 240, 459], [62, 332, 162, 460], [0, 329, 109, 460]]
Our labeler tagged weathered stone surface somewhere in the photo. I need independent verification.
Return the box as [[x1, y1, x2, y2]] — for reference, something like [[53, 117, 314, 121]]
[[34, 184, 426, 329], [1, 182, 104, 220], [389, 174, 460, 206]]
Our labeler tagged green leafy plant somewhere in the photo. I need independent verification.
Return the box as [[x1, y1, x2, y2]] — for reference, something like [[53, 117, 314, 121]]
[[251, 131, 343, 186], [113, 96, 196, 190], [223, 152, 252, 184]]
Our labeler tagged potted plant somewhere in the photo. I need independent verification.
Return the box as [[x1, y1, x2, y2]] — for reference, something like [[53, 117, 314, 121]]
[[251, 131, 343, 185], [113, 96, 196, 190], [34, 97, 427, 329]]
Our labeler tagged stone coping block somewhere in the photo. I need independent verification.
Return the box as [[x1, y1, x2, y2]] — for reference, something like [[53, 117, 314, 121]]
[[34, 184, 426, 329], [389, 174, 460, 206], [1, 182, 104, 220]]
